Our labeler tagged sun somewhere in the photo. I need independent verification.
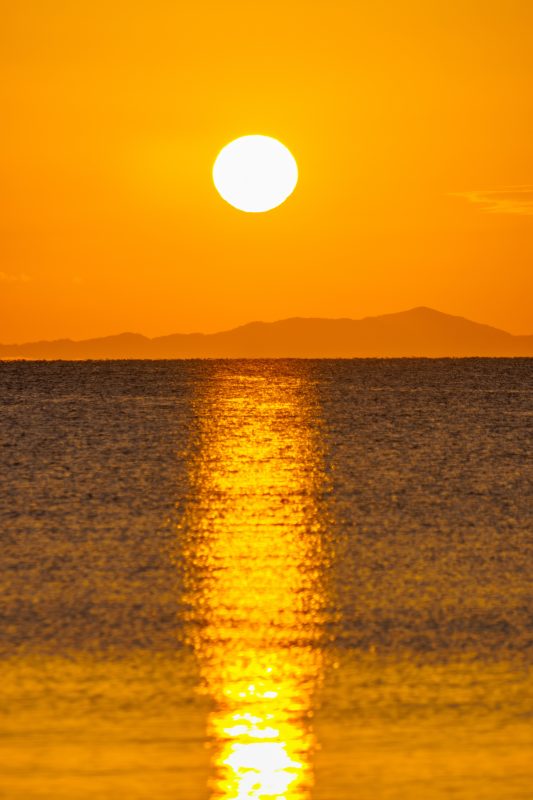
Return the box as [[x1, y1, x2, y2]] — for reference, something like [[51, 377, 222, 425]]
[[213, 135, 298, 213]]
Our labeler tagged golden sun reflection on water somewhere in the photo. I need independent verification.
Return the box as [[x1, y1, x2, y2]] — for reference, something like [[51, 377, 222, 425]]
[[180, 368, 328, 799]]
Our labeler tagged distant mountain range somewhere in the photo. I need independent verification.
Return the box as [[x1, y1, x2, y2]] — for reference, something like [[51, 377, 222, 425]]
[[1, 307, 532, 359]]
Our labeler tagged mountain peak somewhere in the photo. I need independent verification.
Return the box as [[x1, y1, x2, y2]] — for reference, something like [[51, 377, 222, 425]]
[[1, 308, 531, 359], [409, 305, 442, 314]]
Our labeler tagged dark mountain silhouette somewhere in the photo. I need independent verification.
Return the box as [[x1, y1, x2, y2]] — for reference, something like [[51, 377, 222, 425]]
[[1, 307, 532, 359]]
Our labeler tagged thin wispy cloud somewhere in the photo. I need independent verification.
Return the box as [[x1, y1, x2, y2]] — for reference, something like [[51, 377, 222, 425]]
[[454, 185, 533, 215], [0, 271, 31, 283]]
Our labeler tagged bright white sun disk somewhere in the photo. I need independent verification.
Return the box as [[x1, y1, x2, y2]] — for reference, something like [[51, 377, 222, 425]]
[[213, 135, 298, 213]]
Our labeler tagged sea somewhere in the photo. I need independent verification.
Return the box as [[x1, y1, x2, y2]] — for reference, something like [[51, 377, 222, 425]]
[[1, 359, 532, 800]]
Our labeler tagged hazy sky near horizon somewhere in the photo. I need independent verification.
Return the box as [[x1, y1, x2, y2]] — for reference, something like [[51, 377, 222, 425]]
[[1, 0, 533, 342]]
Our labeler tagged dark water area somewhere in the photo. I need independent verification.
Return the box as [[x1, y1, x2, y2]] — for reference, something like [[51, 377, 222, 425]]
[[1, 359, 532, 799]]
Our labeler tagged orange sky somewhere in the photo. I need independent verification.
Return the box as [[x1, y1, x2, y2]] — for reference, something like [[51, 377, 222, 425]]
[[1, 0, 533, 343]]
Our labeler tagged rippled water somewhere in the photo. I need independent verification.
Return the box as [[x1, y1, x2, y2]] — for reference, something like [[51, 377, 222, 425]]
[[1, 359, 532, 799]]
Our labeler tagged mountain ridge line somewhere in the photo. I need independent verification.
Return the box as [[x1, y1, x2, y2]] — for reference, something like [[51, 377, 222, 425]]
[[2, 306, 532, 359]]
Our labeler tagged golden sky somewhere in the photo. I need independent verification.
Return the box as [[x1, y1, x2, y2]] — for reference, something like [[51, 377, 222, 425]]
[[1, 0, 533, 342]]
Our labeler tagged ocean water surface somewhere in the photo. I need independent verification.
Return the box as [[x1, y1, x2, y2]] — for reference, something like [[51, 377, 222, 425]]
[[1, 359, 532, 799]]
